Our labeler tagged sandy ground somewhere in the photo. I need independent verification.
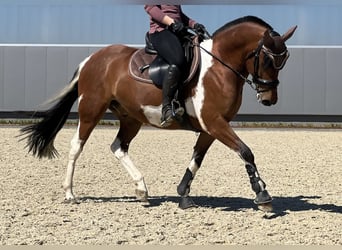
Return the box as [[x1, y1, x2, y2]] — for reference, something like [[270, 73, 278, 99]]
[[0, 125, 341, 245]]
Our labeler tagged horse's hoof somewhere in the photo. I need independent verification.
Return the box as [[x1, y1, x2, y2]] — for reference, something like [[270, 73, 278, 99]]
[[179, 196, 197, 209], [135, 189, 149, 203], [254, 190, 272, 204], [258, 202, 273, 212], [254, 190, 273, 212]]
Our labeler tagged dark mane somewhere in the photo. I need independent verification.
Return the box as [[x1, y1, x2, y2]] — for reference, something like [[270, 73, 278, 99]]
[[213, 16, 273, 37]]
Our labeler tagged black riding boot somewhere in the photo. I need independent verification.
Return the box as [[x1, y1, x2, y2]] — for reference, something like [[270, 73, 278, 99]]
[[161, 64, 183, 127]]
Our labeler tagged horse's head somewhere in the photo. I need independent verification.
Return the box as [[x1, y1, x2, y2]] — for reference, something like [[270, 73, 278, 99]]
[[246, 25, 297, 106]]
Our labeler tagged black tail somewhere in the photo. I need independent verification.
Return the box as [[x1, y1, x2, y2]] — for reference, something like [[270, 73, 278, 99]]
[[20, 75, 79, 159]]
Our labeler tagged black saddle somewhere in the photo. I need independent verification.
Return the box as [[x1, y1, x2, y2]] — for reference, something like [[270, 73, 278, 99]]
[[128, 33, 200, 89]]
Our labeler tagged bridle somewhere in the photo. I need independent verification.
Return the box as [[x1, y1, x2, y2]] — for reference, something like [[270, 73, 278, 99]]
[[248, 40, 289, 92], [194, 31, 289, 93]]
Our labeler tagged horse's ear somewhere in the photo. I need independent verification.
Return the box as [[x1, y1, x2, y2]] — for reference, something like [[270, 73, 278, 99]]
[[282, 25, 297, 42]]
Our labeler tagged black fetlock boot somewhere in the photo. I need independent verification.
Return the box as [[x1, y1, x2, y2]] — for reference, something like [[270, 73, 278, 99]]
[[160, 64, 183, 127]]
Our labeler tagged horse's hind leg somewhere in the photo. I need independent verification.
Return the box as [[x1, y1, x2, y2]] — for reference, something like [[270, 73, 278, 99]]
[[63, 97, 108, 202], [63, 123, 84, 201], [110, 116, 148, 202]]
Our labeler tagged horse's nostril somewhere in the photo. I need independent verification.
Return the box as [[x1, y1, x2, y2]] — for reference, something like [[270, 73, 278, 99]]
[[262, 100, 271, 106]]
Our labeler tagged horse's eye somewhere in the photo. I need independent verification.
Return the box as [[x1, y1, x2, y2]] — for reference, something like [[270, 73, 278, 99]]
[[263, 55, 272, 69]]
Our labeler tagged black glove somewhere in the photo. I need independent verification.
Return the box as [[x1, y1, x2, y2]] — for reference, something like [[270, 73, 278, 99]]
[[170, 21, 185, 33], [194, 23, 207, 34]]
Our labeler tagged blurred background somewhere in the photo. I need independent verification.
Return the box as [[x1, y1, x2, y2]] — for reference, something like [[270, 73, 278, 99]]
[[0, 1, 341, 45], [1, 1, 342, 121]]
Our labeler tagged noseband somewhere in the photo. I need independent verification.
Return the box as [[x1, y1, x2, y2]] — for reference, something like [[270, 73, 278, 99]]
[[196, 33, 289, 93]]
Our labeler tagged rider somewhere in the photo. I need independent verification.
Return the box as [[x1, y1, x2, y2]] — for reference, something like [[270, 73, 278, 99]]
[[144, 5, 207, 127]]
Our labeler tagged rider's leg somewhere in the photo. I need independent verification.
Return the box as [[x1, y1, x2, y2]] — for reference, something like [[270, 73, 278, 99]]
[[149, 30, 185, 126], [161, 64, 182, 127]]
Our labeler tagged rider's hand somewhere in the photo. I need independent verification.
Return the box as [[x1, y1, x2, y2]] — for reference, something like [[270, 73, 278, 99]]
[[194, 23, 207, 34], [170, 21, 185, 33]]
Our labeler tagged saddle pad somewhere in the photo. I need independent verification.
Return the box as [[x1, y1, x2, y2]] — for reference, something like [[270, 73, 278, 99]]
[[129, 49, 155, 84], [128, 38, 201, 85]]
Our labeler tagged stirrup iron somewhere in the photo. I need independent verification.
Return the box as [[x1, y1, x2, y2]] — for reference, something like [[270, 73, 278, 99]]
[[171, 99, 184, 119]]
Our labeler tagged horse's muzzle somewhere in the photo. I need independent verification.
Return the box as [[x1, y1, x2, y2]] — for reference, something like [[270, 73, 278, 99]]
[[257, 92, 277, 106], [261, 99, 272, 106]]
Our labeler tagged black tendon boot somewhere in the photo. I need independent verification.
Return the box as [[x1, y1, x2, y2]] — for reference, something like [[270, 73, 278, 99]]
[[160, 64, 184, 127]]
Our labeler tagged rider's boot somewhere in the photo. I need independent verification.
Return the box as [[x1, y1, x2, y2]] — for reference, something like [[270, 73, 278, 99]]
[[160, 64, 184, 127]]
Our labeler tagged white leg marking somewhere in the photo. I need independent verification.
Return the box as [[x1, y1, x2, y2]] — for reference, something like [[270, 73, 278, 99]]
[[111, 138, 148, 193], [185, 39, 214, 132], [188, 158, 200, 176], [63, 123, 84, 200]]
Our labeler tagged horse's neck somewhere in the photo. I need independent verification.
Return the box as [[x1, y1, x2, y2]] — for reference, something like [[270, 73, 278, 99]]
[[214, 24, 264, 57]]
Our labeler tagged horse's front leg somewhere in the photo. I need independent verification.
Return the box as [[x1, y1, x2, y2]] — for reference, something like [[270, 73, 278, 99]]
[[177, 132, 215, 209], [206, 117, 272, 211], [238, 140, 273, 211]]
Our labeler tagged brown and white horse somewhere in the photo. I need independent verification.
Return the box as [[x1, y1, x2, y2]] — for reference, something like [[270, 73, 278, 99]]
[[20, 16, 296, 211]]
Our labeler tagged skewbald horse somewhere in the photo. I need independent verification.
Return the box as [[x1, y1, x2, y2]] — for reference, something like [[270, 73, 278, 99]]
[[20, 16, 296, 211]]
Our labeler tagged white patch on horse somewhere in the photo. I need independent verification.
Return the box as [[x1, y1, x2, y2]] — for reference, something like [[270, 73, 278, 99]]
[[78, 94, 83, 105], [63, 123, 84, 200], [111, 137, 148, 193], [142, 41, 213, 130], [185, 39, 214, 132], [188, 158, 199, 176], [141, 104, 163, 127]]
